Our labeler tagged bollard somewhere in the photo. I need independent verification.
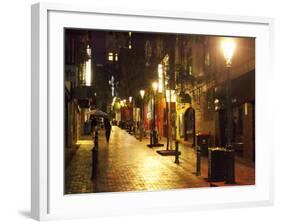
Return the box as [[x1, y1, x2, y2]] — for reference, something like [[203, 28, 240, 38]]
[[91, 146, 98, 180], [140, 126, 143, 141], [196, 146, 201, 176], [91, 130, 99, 180], [153, 131, 156, 145], [150, 132, 153, 146], [175, 141, 180, 164], [94, 130, 99, 148]]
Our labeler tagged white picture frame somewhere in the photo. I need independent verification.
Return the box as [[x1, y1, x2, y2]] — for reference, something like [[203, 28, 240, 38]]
[[31, 2, 274, 221]]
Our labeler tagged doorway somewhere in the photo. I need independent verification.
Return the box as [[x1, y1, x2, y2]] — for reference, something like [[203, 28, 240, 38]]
[[184, 107, 195, 146]]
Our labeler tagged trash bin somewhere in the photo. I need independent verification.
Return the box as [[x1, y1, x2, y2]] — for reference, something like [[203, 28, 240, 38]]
[[196, 133, 209, 156], [208, 147, 226, 181]]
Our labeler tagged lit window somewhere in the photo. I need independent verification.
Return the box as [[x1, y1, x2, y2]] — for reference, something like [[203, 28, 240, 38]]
[[85, 45, 92, 86], [129, 32, 132, 37], [108, 52, 113, 61], [115, 53, 118, 61], [188, 65, 192, 75]]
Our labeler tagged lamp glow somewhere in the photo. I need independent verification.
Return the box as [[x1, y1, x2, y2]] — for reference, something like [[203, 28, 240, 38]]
[[152, 82, 158, 92], [140, 90, 145, 99], [158, 64, 163, 93], [166, 89, 176, 102], [221, 38, 235, 67], [85, 45, 92, 86]]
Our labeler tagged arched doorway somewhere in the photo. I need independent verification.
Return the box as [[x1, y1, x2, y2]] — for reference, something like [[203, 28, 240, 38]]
[[184, 107, 195, 146]]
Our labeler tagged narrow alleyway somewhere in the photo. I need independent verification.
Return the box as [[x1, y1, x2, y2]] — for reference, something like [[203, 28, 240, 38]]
[[65, 126, 254, 194]]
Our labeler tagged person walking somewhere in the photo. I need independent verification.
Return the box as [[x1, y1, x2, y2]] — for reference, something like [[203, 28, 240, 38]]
[[104, 117, 112, 143], [91, 115, 98, 134]]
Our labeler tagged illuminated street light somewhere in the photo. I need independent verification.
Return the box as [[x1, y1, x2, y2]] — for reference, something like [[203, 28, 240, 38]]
[[140, 90, 145, 99], [152, 82, 158, 92], [147, 81, 163, 147], [158, 64, 163, 93], [129, 96, 133, 103], [221, 37, 236, 184], [139, 90, 145, 141], [221, 38, 235, 67]]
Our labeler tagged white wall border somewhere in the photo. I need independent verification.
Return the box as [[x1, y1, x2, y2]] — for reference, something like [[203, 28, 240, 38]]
[[31, 2, 274, 221]]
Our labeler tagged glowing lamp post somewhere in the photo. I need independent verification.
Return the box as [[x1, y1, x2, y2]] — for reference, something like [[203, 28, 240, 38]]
[[147, 81, 163, 148], [221, 39, 235, 67], [221, 38, 236, 184], [152, 82, 158, 135], [129, 96, 134, 133], [140, 90, 145, 141]]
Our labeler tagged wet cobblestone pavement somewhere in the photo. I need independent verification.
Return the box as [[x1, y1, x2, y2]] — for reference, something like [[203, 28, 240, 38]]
[[65, 126, 254, 194]]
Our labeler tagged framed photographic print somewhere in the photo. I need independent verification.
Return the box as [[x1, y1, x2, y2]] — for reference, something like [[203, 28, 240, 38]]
[[31, 2, 274, 221]]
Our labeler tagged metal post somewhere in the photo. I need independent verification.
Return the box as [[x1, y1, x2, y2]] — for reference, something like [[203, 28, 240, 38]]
[[225, 66, 235, 184], [140, 98, 143, 141], [153, 92, 156, 145], [226, 66, 232, 148], [175, 140, 179, 164], [196, 146, 201, 176]]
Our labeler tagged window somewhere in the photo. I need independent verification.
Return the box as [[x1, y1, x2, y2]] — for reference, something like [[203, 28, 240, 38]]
[[115, 53, 118, 61], [188, 57, 193, 75], [108, 52, 113, 61]]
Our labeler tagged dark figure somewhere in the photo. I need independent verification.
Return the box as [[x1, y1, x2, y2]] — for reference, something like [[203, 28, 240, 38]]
[[91, 116, 98, 134], [104, 117, 112, 142]]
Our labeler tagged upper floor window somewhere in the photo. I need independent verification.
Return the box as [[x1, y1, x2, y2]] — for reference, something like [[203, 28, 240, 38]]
[[108, 52, 113, 61]]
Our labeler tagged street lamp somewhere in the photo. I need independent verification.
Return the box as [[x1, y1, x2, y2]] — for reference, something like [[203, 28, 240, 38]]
[[140, 90, 145, 141], [221, 37, 236, 184], [140, 90, 145, 99], [221, 38, 236, 67], [129, 96, 134, 134], [152, 82, 158, 135], [148, 82, 160, 147], [152, 82, 158, 92]]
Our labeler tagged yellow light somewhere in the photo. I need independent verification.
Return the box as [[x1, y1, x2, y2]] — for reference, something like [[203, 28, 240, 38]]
[[111, 97, 117, 106], [152, 82, 158, 92], [129, 96, 132, 102], [221, 38, 236, 67], [85, 45, 92, 86], [140, 90, 145, 99], [158, 64, 163, 93], [166, 90, 176, 102], [108, 52, 113, 61]]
